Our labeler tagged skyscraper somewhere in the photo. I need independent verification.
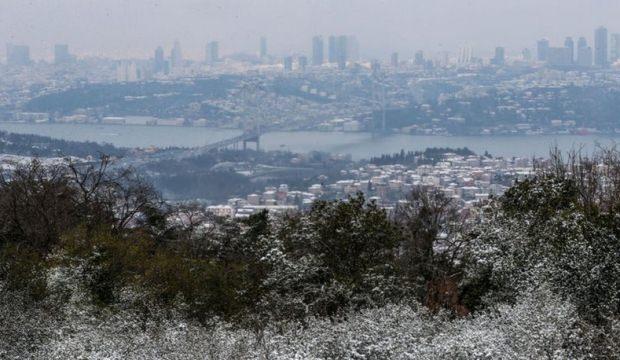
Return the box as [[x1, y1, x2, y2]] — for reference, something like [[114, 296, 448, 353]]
[[283, 56, 293, 72], [206, 41, 219, 64], [154, 46, 166, 73], [594, 26, 608, 68], [610, 33, 620, 64], [491, 47, 505, 66], [54, 44, 71, 64], [328, 35, 337, 63], [390, 52, 399, 67], [259, 37, 267, 59], [116, 61, 141, 82], [312, 36, 324, 66], [371, 60, 381, 75], [537, 39, 549, 61], [577, 36, 588, 49], [170, 40, 183, 69], [564, 37, 574, 64], [458, 45, 473, 64], [298, 56, 308, 71], [336, 35, 348, 69], [577, 37, 592, 67], [414, 50, 425, 66], [6, 44, 30, 66]]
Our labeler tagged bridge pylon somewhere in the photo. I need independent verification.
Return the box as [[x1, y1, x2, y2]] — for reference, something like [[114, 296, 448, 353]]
[[242, 131, 260, 151]]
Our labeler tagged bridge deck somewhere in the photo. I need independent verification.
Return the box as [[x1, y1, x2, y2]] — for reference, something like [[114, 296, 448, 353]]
[[202, 131, 260, 152], [132, 130, 265, 163]]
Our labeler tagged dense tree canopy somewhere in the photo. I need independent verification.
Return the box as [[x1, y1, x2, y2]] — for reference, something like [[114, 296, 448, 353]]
[[1, 150, 619, 358]]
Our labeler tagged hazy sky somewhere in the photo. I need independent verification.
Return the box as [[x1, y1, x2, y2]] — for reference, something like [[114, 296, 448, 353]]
[[1, 0, 619, 60]]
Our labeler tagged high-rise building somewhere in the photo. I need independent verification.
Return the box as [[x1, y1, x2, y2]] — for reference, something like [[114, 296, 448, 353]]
[[283, 56, 293, 71], [326, 34, 355, 68], [439, 52, 450, 67], [206, 41, 219, 64], [54, 44, 71, 64], [522, 48, 532, 61], [6, 44, 30, 66], [491, 47, 505, 66], [576, 37, 592, 67], [537, 39, 549, 61], [298, 56, 308, 71], [312, 36, 324, 66], [594, 26, 608, 68], [390, 52, 399, 67], [414, 50, 425, 65], [154, 46, 166, 73], [371, 60, 381, 75], [564, 37, 574, 64], [610, 33, 620, 64], [577, 47, 593, 67], [117, 61, 142, 82], [170, 40, 183, 69], [259, 37, 267, 59], [577, 36, 588, 49], [458, 45, 473, 64], [336, 35, 348, 69], [328, 35, 337, 63]]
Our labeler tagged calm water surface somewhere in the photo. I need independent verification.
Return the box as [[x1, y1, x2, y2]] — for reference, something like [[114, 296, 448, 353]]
[[1, 123, 619, 160]]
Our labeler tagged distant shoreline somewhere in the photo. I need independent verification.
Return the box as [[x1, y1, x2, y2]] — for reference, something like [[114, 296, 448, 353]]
[[1, 122, 619, 160], [1, 121, 619, 138]]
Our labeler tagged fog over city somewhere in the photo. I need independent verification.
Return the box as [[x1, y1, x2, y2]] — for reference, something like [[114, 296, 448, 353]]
[[3, 1, 620, 358], [1, 0, 619, 59]]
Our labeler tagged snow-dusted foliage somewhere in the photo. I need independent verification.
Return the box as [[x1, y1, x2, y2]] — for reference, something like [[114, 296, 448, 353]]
[[2, 154, 620, 358], [2, 284, 588, 359], [461, 176, 620, 319], [458, 160, 620, 357]]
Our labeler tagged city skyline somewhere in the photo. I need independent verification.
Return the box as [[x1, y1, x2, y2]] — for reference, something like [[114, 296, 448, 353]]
[[1, 0, 619, 60], [5, 24, 620, 67]]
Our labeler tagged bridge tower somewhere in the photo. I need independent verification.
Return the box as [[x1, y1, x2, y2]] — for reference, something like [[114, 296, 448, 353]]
[[371, 74, 388, 135], [242, 132, 260, 151], [239, 79, 264, 151]]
